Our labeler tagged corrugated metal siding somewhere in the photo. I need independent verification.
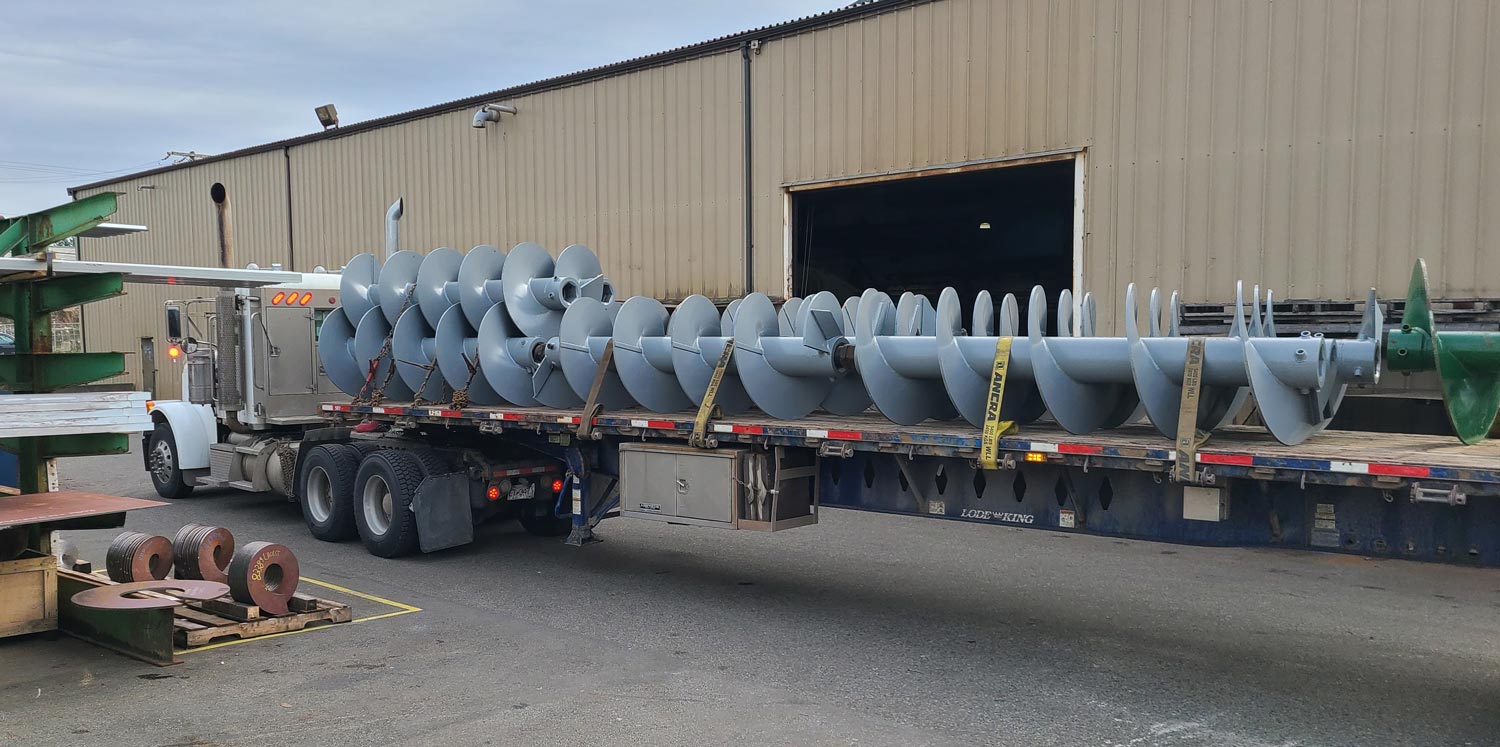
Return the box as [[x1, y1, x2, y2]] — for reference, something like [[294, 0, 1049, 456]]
[[753, 0, 1500, 327], [290, 52, 744, 301], [73, 151, 290, 396], [72, 0, 1500, 358]]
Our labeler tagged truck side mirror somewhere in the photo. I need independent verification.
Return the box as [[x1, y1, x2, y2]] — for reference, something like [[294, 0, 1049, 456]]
[[165, 307, 183, 341]]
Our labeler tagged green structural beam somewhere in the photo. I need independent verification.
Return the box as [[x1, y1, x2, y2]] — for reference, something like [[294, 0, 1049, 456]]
[[1385, 259, 1500, 445], [0, 433, 131, 460], [0, 352, 125, 391], [0, 272, 124, 321], [0, 193, 117, 257]]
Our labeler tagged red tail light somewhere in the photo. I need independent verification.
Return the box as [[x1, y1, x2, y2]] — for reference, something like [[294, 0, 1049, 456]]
[[551, 478, 564, 493]]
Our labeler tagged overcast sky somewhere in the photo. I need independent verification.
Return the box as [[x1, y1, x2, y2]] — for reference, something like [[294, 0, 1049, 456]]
[[0, 0, 838, 215]]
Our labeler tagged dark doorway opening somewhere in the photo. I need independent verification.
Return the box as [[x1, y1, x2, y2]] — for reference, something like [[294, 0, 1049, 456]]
[[790, 159, 1076, 328]]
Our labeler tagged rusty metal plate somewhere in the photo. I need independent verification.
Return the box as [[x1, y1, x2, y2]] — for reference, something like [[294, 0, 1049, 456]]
[[227, 541, 300, 615], [70, 579, 229, 611], [0, 492, 166, 530], [106, 531, 174, 582], [172, 524, 235, 583]]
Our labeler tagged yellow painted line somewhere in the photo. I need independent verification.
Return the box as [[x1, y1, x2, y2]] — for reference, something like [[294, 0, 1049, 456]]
[[298, 576, 422, 613], [176, 574, 420, 656]]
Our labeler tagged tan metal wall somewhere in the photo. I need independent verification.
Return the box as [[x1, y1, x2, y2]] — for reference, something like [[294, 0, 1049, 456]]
[[289, 51, 745, 302], [76, 0, 1500, 376], [73, 151, 291, 396], [753, 0, 1500, 326]]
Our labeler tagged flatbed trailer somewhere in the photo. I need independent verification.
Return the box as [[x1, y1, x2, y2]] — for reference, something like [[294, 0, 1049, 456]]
[[318, 401, 1500, 567]]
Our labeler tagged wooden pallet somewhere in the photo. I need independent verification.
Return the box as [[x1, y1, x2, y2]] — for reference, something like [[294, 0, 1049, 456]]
[[173, 593, 352, 648]]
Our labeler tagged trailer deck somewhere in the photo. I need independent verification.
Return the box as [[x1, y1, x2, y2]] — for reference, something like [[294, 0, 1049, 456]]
[[322, 402, 1500, 494]]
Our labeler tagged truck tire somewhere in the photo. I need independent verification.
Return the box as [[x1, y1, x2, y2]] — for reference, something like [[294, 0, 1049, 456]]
[[353, 450, 425, 557], [147, 422, 196, 499], [347, 440, 386, 457], [299, 444, 360, 542]]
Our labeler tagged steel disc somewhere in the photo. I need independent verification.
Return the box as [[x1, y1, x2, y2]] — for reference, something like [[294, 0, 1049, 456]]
[[668, 294, 751, 415], [559, 298, 634, 408], [171, 523, 235, 584], [392, 305, 449, 401], [106, 531, 174, 583], [353, 309, 415, 401], [227, 541, 300, 616], [458, 244, 507, 328], [377, 250, 423, 326], [614, 296, 692, 412], [435, 305, 500, 404], [71, 580, 229, 611], [415, 247, 463, 327], [318, 307, 367, 396], [339, 253, 380, 322], [502, 242, 566, 338], [477, 302, 543, 406], [733, 293, 831, 419]]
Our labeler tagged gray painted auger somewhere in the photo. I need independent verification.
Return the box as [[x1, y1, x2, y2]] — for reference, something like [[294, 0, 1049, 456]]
[[935, 282, 1380, 444], [668, 295, 752, 415], [323, 244, 1382, 445], [322, 243, 618, 409], [732, 292, 870, 420]]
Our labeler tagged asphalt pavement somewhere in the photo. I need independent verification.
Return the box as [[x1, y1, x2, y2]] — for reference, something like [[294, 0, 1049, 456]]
[[2, 446, 1498, 746]]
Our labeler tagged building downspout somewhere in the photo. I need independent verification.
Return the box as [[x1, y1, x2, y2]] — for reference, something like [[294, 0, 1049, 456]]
[[283, 147, 295, 270], [741, 40, 756, 296]]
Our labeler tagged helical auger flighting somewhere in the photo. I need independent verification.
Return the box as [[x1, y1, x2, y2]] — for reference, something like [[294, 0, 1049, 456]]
[[320, 244, 1386, 445]]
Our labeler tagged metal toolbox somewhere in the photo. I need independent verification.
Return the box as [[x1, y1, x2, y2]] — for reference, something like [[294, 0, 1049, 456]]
[[618, 443, 818, 531]]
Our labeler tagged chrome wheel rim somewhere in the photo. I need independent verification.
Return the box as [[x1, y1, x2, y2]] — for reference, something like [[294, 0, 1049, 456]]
[[150, 439, 175, 484], [306, 465, 334, 523], [362, 474, 393, 535]]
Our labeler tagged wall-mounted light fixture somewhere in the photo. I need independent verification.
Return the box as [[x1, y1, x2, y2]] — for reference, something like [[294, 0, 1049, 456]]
[[472, 103, 518, 129], [315, 104, 339, 130], [978, 221, 991, 230]]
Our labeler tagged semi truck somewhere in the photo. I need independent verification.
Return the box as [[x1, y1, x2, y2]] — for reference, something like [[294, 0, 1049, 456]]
[[142, 207, 1500, 567]]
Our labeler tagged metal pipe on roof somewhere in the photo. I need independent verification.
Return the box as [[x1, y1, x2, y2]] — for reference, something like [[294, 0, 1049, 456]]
[[385, 198, 404, 258]]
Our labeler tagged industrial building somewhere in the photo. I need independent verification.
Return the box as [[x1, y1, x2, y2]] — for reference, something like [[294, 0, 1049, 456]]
[[70, 0, 1500, 399]]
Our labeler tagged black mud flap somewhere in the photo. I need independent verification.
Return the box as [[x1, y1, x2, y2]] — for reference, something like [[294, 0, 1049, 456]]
[[412, 472, 476, 553]]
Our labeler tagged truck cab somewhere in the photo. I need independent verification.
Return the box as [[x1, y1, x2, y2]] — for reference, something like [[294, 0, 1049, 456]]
[[146, 273, 341, 498]]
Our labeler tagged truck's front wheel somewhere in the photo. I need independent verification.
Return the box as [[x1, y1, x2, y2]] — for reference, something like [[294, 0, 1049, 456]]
[[299, 444, 360, 542], [353, 450, 424, 557], [147, 422, 195, 499]]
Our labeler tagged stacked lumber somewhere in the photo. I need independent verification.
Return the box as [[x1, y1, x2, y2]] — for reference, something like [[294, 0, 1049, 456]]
[[0, 392, 153, 438]]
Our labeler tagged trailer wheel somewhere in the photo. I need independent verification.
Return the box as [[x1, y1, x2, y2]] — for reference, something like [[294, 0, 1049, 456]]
[[147, 422, 195, 499], [298, 444, 360, 542], [353, 450, 425, 557]]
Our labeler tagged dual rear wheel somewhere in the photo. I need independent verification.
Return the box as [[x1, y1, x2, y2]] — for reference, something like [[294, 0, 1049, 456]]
[[297, 444, 569, 557]]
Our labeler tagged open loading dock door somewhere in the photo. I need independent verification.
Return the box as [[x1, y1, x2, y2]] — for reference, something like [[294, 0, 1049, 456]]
[[790, 158, 1076, 330]]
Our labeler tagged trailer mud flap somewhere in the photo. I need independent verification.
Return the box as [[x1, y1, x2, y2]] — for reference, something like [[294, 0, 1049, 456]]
[[412, 473, 475, 553]]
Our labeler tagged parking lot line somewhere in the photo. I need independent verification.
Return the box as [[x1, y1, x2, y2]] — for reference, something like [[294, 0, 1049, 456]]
[[178, 574, 420, 655]]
